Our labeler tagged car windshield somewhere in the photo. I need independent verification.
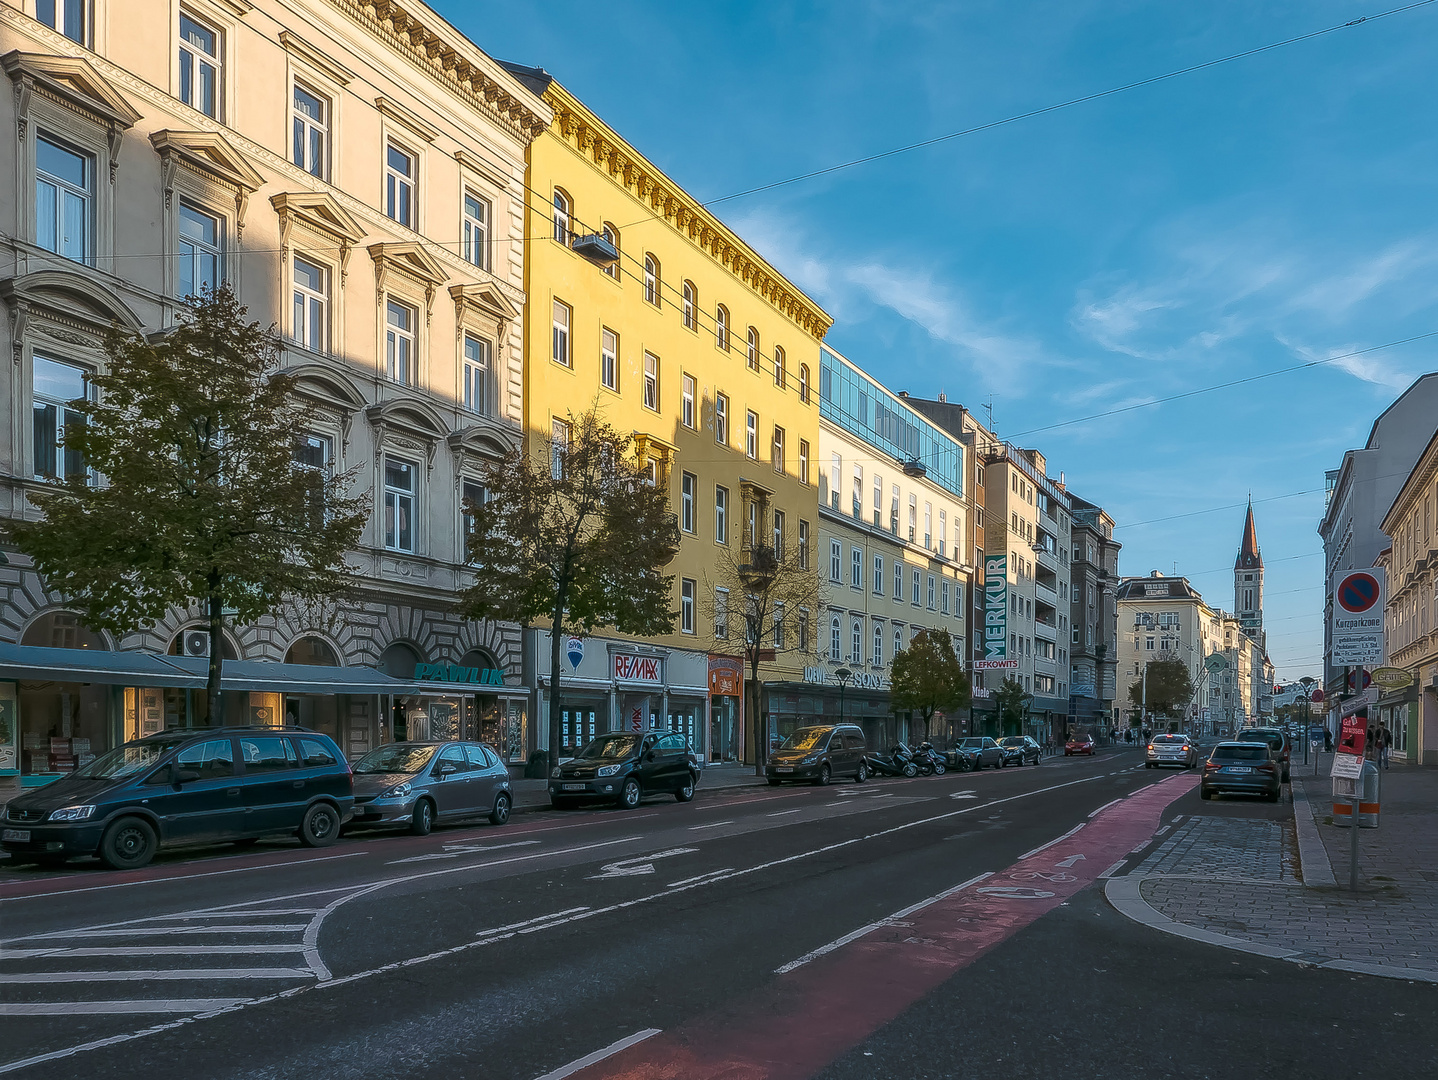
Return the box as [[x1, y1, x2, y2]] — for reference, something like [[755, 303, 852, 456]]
[[353, 745, 438, 774], [575, 735, 639, 760], [781, 729, 830, 752], [960, 738, 985, 749], [999, 737, 1025, 747], [1237, 731, 1281, 747], [73, 738, 187, 781], [1212, 745, 1267, 761]]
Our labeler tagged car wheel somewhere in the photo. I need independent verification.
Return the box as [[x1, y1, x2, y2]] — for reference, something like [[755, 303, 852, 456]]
[[1200, 788, 1212, 800], [855, 762, 868, 784], [300, 803, 341, 848], [676, 774, 696, 802], [618, 777, 642, 809], [489, 792, 512, 826], [767, 778, 783, 786], [902, 762, 918, 778], [409, 799, 435, 836], [1267, 790, 1281, 804], [99, 816, 158, 871], [815, 764, 832, 787], [933, 761, 946, 775]]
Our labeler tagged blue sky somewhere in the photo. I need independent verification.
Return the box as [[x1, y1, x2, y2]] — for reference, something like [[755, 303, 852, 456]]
[[444, 0, 1438, 683]]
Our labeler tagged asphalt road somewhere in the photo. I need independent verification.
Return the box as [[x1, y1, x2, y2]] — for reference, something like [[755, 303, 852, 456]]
[[2, 747, 1433, 1079]]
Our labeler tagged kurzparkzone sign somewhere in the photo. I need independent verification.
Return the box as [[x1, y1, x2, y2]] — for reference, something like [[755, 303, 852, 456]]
[[984, 553, 1008, 661], [1331, 568, 1385, 666]]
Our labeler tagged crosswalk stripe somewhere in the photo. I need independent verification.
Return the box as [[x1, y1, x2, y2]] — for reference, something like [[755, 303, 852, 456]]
[[0, 945, 307, 959], [0, 999, 250, 1015], [0, 967, 315, 983], [22, 926, 309, 939]]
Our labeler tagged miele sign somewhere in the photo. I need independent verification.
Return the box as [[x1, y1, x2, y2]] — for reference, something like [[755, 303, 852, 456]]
[[612, 653, 663, 683]]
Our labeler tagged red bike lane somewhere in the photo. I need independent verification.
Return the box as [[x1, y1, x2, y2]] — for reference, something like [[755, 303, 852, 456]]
[[573, 771, 1198, 1080]]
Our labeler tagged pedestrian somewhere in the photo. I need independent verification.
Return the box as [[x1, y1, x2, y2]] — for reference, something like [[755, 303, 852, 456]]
[[1379, 723, 1391, 769], [1324, 727, 1332, 753]]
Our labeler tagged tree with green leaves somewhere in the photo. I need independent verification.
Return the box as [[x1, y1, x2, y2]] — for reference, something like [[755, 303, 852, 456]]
[[459, 409, 679, 770], [889, 628, 971, 740], [993, 676, 1028, 737], [1128, 657, 1195, 720], [5, 287, 369, 724]]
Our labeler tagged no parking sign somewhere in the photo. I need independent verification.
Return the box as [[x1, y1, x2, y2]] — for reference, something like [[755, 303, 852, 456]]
[[1331, 568, 1385, 665]]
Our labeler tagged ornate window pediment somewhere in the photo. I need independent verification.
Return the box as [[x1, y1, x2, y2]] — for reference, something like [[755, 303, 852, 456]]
[[1, 268, 144, 362], [449, 281, 516, 338], [447, 425, 514, 463], [150, 129, 265, 233], [369, 242, 448, 318], [366, 397, 448, 464], [3, 51, 141, 179], [285, 362, 366, 411], [272, 191, 367, 282]]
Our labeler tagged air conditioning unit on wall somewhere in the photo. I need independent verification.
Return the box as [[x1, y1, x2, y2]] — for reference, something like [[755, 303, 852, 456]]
[[183, 631, 210, 657]]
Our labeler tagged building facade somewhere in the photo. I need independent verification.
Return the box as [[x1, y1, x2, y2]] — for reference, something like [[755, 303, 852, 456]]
[[812, 347, 970, 749], [0, 0, 549, 791], [1068, 494, 1120, 730], [506, 67, 831, 765]]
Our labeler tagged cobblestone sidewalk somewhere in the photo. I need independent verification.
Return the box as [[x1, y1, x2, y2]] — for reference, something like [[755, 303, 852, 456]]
[[1108, 764, 1438, 983]]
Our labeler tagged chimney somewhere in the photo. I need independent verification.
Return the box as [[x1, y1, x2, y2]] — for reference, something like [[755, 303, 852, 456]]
[[1151, 570, 1162, 578], [938, 391, 947, 403]]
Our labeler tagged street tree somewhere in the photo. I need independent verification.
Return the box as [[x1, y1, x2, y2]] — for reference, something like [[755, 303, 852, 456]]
[[889, 628, 971, 741], [703, 518, 825, 771], [1128, 657, 1195, 721], [459, 410, 679, 769], [5, 287, 369, 724], [993, 676, 1028, 736]]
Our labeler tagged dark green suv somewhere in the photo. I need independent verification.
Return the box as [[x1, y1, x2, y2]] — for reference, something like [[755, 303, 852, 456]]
[[1, 727, 353, 870]]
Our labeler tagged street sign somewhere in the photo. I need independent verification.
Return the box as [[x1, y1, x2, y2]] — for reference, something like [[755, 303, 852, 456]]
[[1331, 753, 1364, 780], [1331, 568, 1386, 665], [1203, 653, 1229, 673], [1346, 669, 1372, 693], [1308, 726, 1325, 743]]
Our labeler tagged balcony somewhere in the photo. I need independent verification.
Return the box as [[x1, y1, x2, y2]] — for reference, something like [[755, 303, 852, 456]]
[[1034, 619, 1057, 641], [1035, 582, 1058, 609], [1035, 545, 1059, 573]]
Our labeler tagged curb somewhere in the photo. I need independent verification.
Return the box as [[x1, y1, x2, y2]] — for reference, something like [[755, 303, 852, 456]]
[[1291, 780, 1336, 887], [1104, 874, 1438, 984]]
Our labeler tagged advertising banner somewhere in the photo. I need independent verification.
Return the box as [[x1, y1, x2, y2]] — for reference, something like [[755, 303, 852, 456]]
[[983, 553, 1008, 661], [0, 681, 16, 772], [1331, 568, 1386, 666]]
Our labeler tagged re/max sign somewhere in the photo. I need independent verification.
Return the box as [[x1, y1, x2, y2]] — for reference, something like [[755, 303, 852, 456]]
[[984, 553, 1008, 660]]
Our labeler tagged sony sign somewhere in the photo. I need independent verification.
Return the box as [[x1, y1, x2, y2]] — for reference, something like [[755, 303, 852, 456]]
[[984, 553, 1008, 660]]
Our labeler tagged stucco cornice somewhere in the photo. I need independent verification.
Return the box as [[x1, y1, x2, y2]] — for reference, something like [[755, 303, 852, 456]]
[[544, 83, 832, 342]]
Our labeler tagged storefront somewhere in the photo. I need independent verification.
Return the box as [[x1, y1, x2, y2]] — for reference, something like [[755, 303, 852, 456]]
[[532, 631, 709, 758], [707, 655, 743, 762], [771, 670, 908, 754]]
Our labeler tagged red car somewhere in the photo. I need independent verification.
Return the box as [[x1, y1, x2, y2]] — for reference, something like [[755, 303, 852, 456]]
[[1064, 734, 1096, 756]]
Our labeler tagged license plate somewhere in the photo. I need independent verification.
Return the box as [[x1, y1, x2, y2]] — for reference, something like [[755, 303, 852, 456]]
[[774, 766, 794, 773], [1225, 766, 1252, 774], [562, 784, 585, 791], [2, 829, 31, 843]]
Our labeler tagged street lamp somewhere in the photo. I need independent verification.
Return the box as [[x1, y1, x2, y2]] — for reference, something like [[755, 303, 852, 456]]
[[834, 667, 853, 725]]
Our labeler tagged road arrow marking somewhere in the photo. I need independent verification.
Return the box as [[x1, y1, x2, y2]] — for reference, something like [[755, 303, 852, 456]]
[[975, 886, 1056, 900], [1054, 854, 1086, 868], [949, 791, 979, 800], [587, 848, 699, 880]]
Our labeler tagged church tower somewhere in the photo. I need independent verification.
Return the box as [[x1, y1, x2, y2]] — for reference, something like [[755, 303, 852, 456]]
[[1234, 500, 1264, 647]]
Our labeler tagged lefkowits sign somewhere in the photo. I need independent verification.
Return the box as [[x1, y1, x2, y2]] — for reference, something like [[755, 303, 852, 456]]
[[1331, 568, 1385, 665], [979, 553, 1011, 669]]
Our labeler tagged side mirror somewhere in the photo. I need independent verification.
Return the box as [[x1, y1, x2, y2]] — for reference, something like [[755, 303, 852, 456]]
[[174, 767, 201, 784], [437, 761, 458, 776]]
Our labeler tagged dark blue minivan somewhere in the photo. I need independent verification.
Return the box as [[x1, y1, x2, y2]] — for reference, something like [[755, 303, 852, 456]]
[[0, 727, 353, 870]]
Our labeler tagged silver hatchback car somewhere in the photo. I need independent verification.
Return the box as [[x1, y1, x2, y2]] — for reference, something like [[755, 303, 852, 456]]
[[349, 741, 512, 835], [1146, 733, 1198, 769]]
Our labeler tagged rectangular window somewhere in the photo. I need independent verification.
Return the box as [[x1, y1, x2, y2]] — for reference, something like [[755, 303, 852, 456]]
[[463, 334, 493, 416], [942, 581, 950, 614], [600, 327, 618, 391], [852, 464, 863, 519], [462, 191, 490, 270], [894, 561, 904, 600], [550, 418, 571, 479], [681, 374, 696, 428], [830, 539, 842, 583], [681, 579, 696, 634], [177, 201, 222, 298], [924, 502, 932, 548], [772, 425, 785, 473], [178, 12, 221, 118], [460, 478, 486, 540], [746, 410, 758, 459], [552, 299, 571, 367], [798, 520, 810, 570], [32, 355, 88, 481], [873, 554, 884, 595], [890, 484, 900, 534], [385, 299, 416, 384], [643, 352, 659, 411], [873, 622, 883, 667], [912, 568, 921, 606], [938, 510, 947, 557], [798, 439, 810, 486], [851, 547, 862, 589], [715, 485, 729, 544], [746, 500, 758, 549], [38, 0, 87, 43], [927, 574, 936, 610], [681, 472, 696, 534], [715, 393, 729, 445], [798, 609, 809, 652], [772, 510, 785, 559], [292, 256, 328, 352], [35, 134, 91, 264], [385, 142, 415, 228], [774, 602, 785, 649], [908, 494, 917, 541], [296, 432, 332, 526], [292, 83, 329, 178], [715, 587, 729, 639], [383, 456, 416, 553]]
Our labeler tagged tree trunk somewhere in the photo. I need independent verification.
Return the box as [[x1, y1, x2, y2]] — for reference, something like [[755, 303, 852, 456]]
[[206, 574, 224, 727], [547, 603, 566, 781], [748, 651, 764, 775]]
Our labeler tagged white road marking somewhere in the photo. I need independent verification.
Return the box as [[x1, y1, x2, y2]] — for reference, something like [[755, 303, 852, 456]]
[[950, 790, 979, 800], [21, 926, 310, 939], [1088, 798, 1123, 818], [588, 848, 699, 880], [476, 908, 590, 939], [0, 1000, 249, 1016], [1098, 859, 1128, 879], [1154, 825, 1171, 837], [766, 809, 803, 817], [687, 821, 733, 830], [1017, 822, 1086, 861], [387, 839, 541, 864], [0, 945, 305, 958], [1054, 854, 1086, 868], [531, 1028, 663, 1080], [773, 872, 995, 974], [666, 869, 734, 888], [0, 968, 315, 984]]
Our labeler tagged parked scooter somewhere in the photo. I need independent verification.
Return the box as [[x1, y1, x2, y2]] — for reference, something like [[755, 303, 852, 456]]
[[896, 742, 933, 776], [866, 746, 918, 778], [914, 742, 948, 775]]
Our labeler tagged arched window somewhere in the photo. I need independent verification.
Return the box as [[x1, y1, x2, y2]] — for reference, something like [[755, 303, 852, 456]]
[[552, 188, 571, 243], [682, 280, 697, 330], [873, 623, 883, 667], [643, 253, 660, 305], [601, 222, 619, 278], [830, 615, 842, 661], [851, 619, 863, 663], [774, 345, 786, 389], [22, 611, 107, 651], [285, 636, 340, 666], [746, 326, 760, 371], [379, 641, 422, 679], [798, 363, 810, 404], [716, 304, 730, 351]]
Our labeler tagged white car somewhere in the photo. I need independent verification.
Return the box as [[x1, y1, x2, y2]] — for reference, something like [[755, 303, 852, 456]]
[[1146, 734, 1198, 769]]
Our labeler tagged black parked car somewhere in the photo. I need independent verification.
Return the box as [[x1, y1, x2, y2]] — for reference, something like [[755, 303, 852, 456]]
[[997, 736, 1042, 766], [766, 724, 868, 785], [1236, 727, 1292, 783], [1200, 741, 1281, 802], [550, 730, 700, 809], [0, 727, 353, 870]]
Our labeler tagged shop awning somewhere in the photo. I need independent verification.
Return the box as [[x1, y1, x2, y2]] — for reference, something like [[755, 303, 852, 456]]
[[0, 643, 525, 697]]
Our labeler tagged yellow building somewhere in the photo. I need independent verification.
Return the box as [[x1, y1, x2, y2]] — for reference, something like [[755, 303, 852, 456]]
[[502, 66, 831, 763]]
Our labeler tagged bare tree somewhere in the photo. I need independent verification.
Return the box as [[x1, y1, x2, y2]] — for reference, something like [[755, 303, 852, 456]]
[[702, 509, 826, 772]]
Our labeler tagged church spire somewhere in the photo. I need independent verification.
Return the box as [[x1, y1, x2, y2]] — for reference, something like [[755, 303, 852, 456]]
[[1236, 499, 1262, 570]]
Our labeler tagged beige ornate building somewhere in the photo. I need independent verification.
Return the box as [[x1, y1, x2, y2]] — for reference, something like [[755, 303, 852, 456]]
[[0, 0, 548, 788]]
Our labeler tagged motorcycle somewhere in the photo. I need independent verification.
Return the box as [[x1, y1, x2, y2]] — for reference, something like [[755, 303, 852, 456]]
[[914, 741, 948, 775], [865, 746, 918, 778], [896, 742, 933, 776]]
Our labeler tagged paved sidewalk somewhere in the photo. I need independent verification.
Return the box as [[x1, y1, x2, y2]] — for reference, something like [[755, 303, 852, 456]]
[[1107, 761, 1438, 983]]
